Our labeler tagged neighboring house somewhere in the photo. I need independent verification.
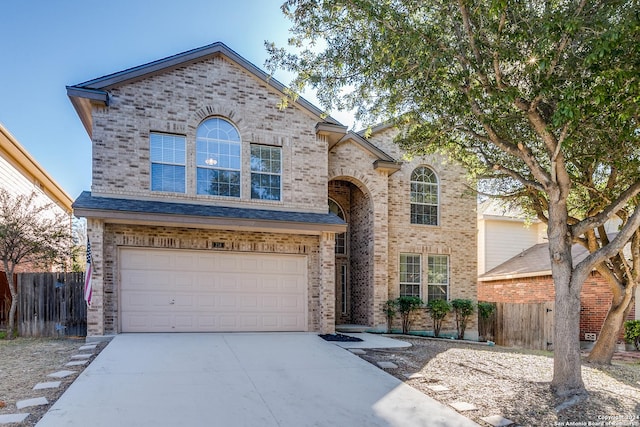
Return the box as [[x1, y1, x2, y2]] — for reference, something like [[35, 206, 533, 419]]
[[0, 123, 73, 324], [477, 199, 546, 275], [67, 42, 477, 338], [478, 242, 638, 342]]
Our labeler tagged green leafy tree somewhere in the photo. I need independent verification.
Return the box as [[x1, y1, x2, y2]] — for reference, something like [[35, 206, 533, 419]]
[[268, 0, 640, 401], [395, 296, 423, 334], [426, 299, 452, 337], [451, 299, 475, 340], [0, 190, 71, 339]]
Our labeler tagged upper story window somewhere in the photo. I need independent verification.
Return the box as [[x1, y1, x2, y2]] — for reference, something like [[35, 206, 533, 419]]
[[328, 199, 347, 255], [196, 118, 241, 197], [410, 166, 439, 225], [250, 145, 281, 201], [150, 133, 186, 193]]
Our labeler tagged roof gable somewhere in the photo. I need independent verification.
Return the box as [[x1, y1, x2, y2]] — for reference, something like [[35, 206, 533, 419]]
[[0, 123, 72, 212], [67, 42, 342, 137]]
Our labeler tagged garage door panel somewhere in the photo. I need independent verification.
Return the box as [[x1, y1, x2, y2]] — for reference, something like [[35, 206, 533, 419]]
[[120, 249, 308, 333]]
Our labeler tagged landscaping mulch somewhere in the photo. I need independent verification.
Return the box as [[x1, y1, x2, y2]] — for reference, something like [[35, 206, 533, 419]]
[[359, 336, 640, 427], [318, 333, 363, 342]]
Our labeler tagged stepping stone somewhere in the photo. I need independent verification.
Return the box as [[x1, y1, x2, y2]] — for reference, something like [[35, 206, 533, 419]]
[[377, 361, 398, 369], [404, 373, 424, 379], [349, 349, 366, 355], [450, 401, 478, 411], [65, 360, 88, 367], [16, 397, 48, 410], [34, 381, 61, 390], [482, 415, 515, 427], [79, 344, 97, 351], [427, 384, 451, 392], [48, 370, 76, 379], [71, 354, 92, 360], [0, 413, 30, 423]]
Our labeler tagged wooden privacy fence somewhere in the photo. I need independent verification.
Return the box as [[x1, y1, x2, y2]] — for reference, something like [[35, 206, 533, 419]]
[[480, 302, 554, 351], [17, 272, 87, 337]]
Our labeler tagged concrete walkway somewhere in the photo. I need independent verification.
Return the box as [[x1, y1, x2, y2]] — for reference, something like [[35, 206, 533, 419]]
[[36, 333, 478, 427]]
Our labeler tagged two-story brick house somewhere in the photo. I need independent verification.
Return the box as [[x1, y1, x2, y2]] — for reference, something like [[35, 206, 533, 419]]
[[67, 42, 477, 338]]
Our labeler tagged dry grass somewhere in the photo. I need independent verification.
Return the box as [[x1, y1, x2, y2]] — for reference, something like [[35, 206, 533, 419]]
[[0, 337, 105, 426]]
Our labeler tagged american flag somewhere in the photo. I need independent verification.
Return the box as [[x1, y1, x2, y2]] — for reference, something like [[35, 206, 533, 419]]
[[84, 239, 93, 307]]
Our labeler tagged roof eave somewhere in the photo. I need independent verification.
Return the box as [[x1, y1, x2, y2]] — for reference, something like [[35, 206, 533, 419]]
[[333, 132, 396, 162], [373, 159, 402, 175], [73, 207, 348, 235], [478, 270, 553, 282], [66, 87, 109, 138]]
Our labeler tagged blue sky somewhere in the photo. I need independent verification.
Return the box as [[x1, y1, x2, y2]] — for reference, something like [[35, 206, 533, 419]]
[[0, 0, 350, 200]]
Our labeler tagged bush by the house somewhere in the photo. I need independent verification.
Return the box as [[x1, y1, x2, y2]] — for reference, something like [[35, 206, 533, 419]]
[[451, 299, 475, 340], [624, 320, 640, 350], [477, 301, 496, 342], [396, 296, 423, 334], [427, 299, 452, 338], [382, 299, 397, 333]]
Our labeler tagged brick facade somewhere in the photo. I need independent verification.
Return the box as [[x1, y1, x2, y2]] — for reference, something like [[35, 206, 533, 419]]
[[478, 272, 636, 341], [72, 43, 478, 338]]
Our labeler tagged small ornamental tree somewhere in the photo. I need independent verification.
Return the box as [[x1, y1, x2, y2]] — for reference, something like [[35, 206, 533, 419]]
[[396, 296, 423, 334], [426, 299, 451, 338], [451, 299, 475, 340], [382, 299, 397, 333], [0, 190, 70, 339]]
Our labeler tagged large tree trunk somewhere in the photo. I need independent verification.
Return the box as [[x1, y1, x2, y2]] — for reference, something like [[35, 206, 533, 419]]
[[547, 198, 587, 399], [587, 281, 636, 364]]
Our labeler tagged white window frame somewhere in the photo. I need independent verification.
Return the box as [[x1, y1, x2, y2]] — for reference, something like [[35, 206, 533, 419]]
[[399, 253, 421, 298], [427, 254, 449, 301], [150, 132, 186, 193]]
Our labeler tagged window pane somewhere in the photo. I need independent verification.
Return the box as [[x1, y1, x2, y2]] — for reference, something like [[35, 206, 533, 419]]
[[399, 254, 421, 297], [150, 133, 185, 193], [197, 168, 240, 197], [251, 145, 282, 201], [151, 164, 185, 193], [427, 255, 449, 301], [410, 166, 439, 225]]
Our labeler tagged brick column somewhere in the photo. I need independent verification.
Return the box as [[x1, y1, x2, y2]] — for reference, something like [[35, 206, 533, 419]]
[[86, 218, 105, 337], [319, 232, 336, 334]]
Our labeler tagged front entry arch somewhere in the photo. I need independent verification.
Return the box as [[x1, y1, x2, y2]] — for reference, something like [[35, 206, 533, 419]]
[[329, 179, 374, 326]]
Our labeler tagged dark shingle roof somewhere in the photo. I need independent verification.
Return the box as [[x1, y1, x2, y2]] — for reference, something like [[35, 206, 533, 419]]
[[73, 192, 346, 231]]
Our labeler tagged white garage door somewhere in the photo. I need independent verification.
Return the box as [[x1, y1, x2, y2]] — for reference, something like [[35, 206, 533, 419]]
[[120, 248, 308, 332]]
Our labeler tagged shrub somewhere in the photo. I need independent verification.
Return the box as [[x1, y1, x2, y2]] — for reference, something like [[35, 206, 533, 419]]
[[624, 320, 640, 350], [382, 300, 397, 333], [477, 302, 496, 342], [451, 299, 475, 340], [396, 296, 423, 334], [426, 299, 452, 337]]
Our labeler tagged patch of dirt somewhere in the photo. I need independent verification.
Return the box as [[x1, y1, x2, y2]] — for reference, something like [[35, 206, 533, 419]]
[[0, 337, 107, 426], [359, 336, 640, 426]]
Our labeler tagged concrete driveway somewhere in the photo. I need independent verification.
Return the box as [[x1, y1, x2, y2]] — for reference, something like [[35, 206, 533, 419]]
[[36, 333, 478, 427]]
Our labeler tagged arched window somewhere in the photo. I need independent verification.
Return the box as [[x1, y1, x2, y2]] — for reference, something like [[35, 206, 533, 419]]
[[410, 166, 439, 225], [196, 118, 241, 197], [328, 199, 347, 254]]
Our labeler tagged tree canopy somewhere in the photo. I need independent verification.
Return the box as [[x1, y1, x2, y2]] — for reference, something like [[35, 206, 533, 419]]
[[0, 189, 71, 338], [268, 0, 640, 400]]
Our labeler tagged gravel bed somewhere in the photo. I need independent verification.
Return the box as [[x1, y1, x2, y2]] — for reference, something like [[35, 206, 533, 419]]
[[359, 337, 640, 426], [0, 337, 106, 426]]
